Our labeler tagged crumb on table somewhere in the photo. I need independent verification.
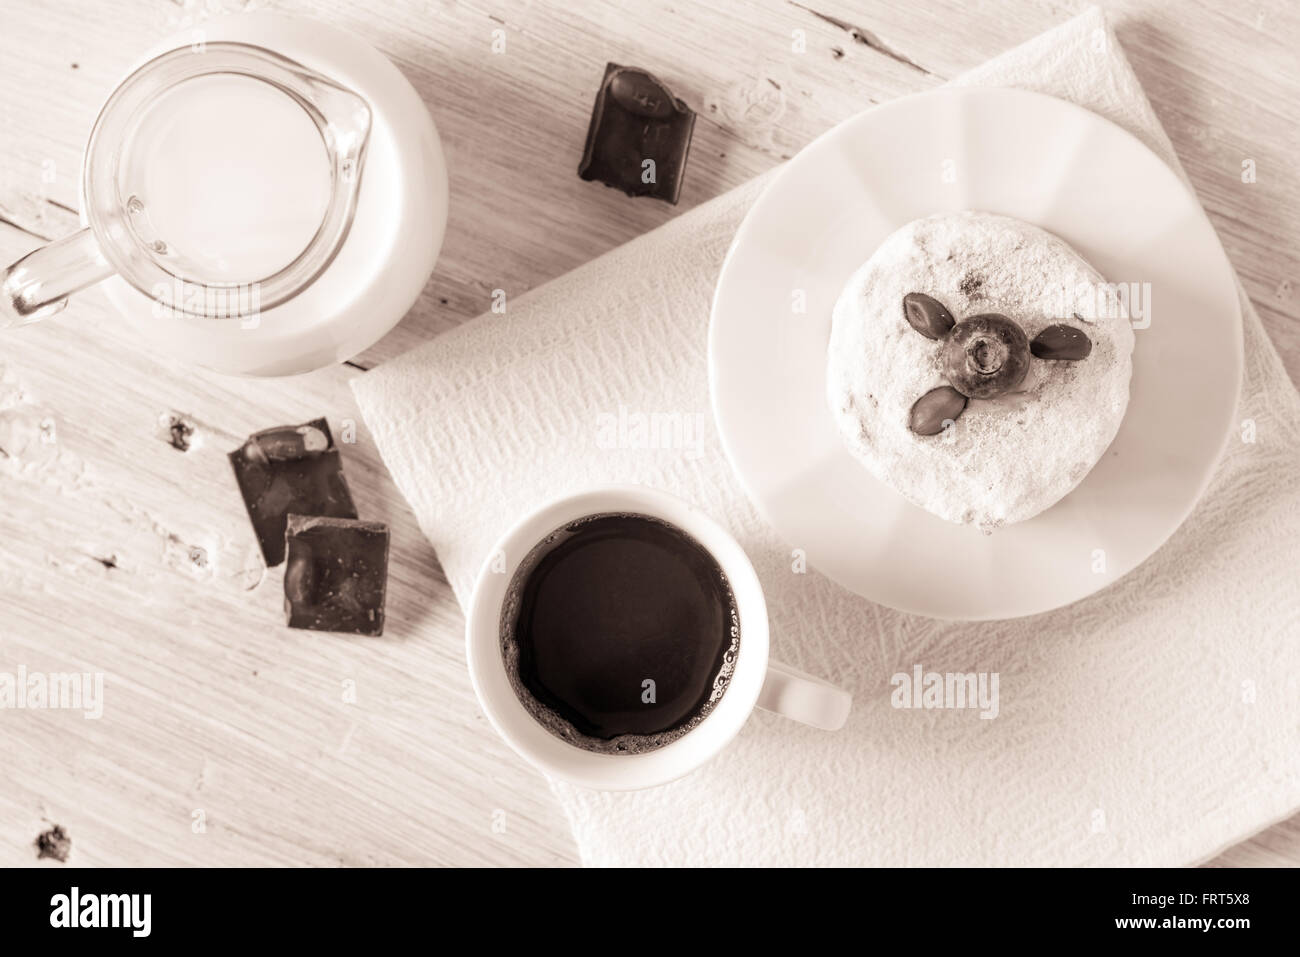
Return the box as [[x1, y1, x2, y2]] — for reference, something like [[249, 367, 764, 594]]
[[35, 824, 71, 862]]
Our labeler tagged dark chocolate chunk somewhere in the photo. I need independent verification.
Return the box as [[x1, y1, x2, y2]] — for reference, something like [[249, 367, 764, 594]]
[[578, 62, 695, 205], [283, 515, 390, 636], [228, 419, 357, 567]]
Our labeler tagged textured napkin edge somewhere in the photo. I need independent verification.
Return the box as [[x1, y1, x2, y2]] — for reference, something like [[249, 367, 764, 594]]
[[1191, 803, 1300, 867]]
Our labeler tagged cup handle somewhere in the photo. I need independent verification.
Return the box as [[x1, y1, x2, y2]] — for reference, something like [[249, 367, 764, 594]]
[[757, 659, 852, 730]]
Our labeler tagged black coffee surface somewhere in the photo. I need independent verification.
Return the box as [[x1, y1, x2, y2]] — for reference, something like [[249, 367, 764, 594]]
[[501, 513, 739, 754]]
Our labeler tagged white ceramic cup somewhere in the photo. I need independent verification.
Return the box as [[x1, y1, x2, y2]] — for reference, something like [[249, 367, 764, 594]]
[[465, 485, 852, 790]]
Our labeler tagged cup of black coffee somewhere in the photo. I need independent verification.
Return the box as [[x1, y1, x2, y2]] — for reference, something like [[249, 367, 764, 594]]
[[466, 486, 851, 790]]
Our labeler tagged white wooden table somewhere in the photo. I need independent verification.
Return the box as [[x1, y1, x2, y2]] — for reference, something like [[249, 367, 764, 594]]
[[1, 0, 1296, 867]]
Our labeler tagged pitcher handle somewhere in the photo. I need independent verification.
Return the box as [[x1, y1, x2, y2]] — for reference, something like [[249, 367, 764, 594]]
[[2, 227, 113, 329]]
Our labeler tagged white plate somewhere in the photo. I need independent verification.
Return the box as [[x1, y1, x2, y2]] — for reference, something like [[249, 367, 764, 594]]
[[709, 88, 1242, 620]]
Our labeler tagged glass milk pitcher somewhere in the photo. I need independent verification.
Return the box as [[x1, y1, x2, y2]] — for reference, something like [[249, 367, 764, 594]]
[[0, 14, 448, 375]]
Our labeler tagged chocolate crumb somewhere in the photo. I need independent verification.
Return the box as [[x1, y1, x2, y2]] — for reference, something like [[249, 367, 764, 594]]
[[959, 271, 985, 298], [166, 415, 195, 452], [94, 554, 118, 570], [831, 46, 845, 59], [35, 825, 71, 862]]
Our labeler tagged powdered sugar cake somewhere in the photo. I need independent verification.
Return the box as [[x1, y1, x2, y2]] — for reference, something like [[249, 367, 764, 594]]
[[826, 211, 1135, 531]]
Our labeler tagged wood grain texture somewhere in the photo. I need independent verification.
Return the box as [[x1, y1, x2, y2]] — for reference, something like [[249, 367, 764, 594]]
[[0, 0, 1295, 867]]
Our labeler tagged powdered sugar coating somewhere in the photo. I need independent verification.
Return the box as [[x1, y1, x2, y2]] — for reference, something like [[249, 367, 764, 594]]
[[826, 211, 1135, 531]]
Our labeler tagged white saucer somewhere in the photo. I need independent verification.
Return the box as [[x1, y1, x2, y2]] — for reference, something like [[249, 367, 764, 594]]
[[708, 87, 1242, 620]]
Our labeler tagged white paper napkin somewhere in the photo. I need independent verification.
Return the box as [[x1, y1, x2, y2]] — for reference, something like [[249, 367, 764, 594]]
[[353, 7, 1300, 865]]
